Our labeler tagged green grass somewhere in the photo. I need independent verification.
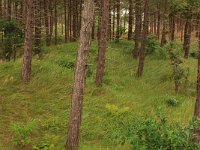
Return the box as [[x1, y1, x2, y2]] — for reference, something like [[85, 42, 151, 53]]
[[0, 40, 198, 149]]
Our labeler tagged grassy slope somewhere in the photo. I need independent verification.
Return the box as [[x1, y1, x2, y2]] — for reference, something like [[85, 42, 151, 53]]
[[0, 40, 198, 149]]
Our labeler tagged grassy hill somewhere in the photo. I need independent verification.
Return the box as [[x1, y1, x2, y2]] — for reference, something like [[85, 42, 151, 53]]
[[0, 40, 198, 149]]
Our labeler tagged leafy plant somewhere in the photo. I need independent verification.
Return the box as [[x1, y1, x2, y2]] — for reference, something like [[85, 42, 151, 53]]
[[10, 119, 37, 146]]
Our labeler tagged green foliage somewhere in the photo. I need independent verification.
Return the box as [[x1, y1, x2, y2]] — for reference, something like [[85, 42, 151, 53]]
[[103, 106, 200, 150], [146, 35, 167, 59], [0, 19, 23, 60], [166, 98, 180, 107], [10, 119, 37, 146], [168, 43, 190, 92], [55, 57, 75, 69]]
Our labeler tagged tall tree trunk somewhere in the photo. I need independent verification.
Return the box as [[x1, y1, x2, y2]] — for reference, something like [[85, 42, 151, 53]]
[[193, 18, 200, 143], [160, 0, 168, 47], [128, 0, 133, 40], [133, 0, 142, 58], [183, 18, 192, 59], [91, 16, 95, 40], [49, 0, 53, 44], [0, 0, 2, 18], [7, 0, 11, 20], [44, 0, 51, 46], [34, 0, 42, 55], [157, 2, 161, 40], [72, 0, 78, 41], [14, 1, 18, 20], [22, 0, 34, 82], [137, 0, 149, 77], [108, 0, 112, 40], [66, 0, 94, 149], [169, 15, 175, 41], [112, 1, 116, 39], [54, 0, 57, 45], [64, 0, 68, 42], [96, 0, 109, 86], [115, 0, 120, 42], [3, 0, 6, 19], [153, 13, 157, 35]]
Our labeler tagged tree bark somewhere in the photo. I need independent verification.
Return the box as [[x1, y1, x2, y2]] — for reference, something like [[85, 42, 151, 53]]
[[137, 0, 149, 77], [0, 0, 2, 18], [128, 0, 133, 40], [66, 0, 94, 149], [183, 18, 192, 59], [133, 0, 142, 58], [193, 17, 200, 143], [115, 0, 120, 42], [34, 0, 42, 56], [112, 0, 116, 39], [44, 0, 51, 46], [157, 3, 160, 40], [64, 0, 68, 42], [160, 0, 168, 47], [54, 0, 57, 45], [96, 0, 109, 86], [22, 0, 34, 82]]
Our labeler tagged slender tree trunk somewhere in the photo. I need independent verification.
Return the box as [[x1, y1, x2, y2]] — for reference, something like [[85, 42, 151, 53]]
[[133, 0, 142, 58], [0, 0, 2, 18], [54, 0, 57, 45], [34, 0, 42, 55], [183, 17, 192, 59], [91, 16, 95, 40], [115, 0, 120, 42], [157, 3, 160, 40], [64, 0, 68, 42], [194, 21, 200, 144], [72, 0, 78, 41], [153, 13, 157, 35], [22, 0, 34, 82], [112, 1, 116, 39], [96, 0, 109, 86], [169, 15, 175, 41], [108, 0, 112, 40], [49, 1, 53, 44], [7, 0, 11, 20], [160, 0, 168, 47], [66, 0, 94, 149], [3, 0, 6, 19], [44, 0, 51, 46], [137, 0, 149, 77], [128, 0, 133, 40]]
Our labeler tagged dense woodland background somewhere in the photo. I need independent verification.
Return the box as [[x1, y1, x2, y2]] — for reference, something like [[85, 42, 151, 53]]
[[0, 0, 200, 149]]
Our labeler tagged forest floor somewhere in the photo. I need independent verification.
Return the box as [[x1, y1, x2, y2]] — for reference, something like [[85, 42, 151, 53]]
[[0, 40, 198, 149]]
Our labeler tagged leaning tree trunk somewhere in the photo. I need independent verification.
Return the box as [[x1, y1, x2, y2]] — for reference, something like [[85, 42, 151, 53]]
[[133, 0, 142, 58], [66, 0, 94, 149], [96, 0, 109, 86], [183, 17, 192, 59], [22, 0, 34, 82], [137, 0, 149, 77], [128, 0, 133, 40]]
